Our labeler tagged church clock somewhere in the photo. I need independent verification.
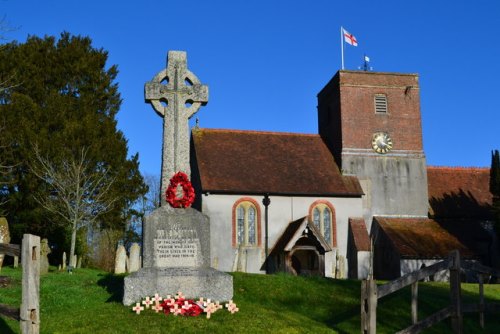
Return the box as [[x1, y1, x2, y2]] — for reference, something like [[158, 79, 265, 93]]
[[371, 132, 393, 154]]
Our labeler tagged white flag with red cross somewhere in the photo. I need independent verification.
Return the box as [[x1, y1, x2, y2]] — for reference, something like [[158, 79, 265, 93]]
[[343, 28, 358, 46]]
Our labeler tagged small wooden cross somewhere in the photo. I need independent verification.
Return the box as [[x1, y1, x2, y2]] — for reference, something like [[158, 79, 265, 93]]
[[175, 291, 185, 300], [203, 302, 217, 319], [182, 301, 192, 311], [132, 303, 144, 315], [152, 303, 163, 313], [225, 300, 239, 314], [153, 293, 163, 303], [142, 296, 153, 309], [171, 303, 182, 316], [152, 293, 163, 312]]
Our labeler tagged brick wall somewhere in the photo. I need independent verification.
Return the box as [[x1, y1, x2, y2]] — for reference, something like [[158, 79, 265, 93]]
[[318, 70, 424, 156], [339, 71, 422, 152]]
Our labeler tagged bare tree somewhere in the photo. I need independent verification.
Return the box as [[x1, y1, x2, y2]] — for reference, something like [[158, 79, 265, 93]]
[[143, 173, 161, 213], [31, 147, 117, 267], [128, 173, 160, 243]]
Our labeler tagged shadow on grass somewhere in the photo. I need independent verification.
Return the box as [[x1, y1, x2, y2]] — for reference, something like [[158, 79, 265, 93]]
[[0, 317, 16, 334], [328, 303, 360, 334], [97, 274, 125, 303]]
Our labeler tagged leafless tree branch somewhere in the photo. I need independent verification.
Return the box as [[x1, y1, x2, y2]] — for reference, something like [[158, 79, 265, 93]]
[[31, 146, 118, 266]]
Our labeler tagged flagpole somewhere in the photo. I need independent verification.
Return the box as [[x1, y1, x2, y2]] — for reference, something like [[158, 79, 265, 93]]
[[340, 26, 344, 70]]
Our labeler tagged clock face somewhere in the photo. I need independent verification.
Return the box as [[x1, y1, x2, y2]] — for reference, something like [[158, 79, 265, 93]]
[[372, 132, 393, 154]]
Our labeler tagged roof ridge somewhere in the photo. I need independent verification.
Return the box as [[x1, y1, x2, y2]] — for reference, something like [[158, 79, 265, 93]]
[[194, 127, 319, 137], [427, 166, 490, 171]]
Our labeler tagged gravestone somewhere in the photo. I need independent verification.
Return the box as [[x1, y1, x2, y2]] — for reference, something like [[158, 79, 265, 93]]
[[40, 238, 51, 274], [123, 51, 232, 305], [62, 252, 67, 270], [115, 245, 127, 274], [128, 243, 141, 273], [0, 217, 10, 271]]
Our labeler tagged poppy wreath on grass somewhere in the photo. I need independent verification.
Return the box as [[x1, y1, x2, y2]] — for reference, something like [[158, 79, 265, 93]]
[[165, 171, 195, 208]]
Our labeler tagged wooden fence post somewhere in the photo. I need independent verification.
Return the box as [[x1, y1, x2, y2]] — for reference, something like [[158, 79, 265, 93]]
[[20, 234, 40, 334], [361, 279, 377, 334], [361, 280, 367, 333], [411, 281, 418, 325], [449, 250, 462, 334], [478, 273, 484, 329]]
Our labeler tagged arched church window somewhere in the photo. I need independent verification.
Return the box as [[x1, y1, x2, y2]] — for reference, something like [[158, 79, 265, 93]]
[[309, 201, 336, 247], [232, 198, 261, 247]]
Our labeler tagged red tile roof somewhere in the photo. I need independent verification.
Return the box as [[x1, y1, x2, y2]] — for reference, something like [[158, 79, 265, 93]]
[[374, 217, 475, 259], [427, 166, 492, 218], [268, 216, 332, 257], [349, 218, 370, 252], [191, 128, 363, 196]]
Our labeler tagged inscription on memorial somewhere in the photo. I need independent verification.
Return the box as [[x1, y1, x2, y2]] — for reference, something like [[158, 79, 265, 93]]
[[154, 227, 200, 267]]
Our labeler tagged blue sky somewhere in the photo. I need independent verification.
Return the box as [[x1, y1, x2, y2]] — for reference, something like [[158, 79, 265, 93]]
[[3, 0, 499, 175]]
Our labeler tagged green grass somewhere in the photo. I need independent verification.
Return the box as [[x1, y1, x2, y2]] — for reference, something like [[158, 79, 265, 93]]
[[1, 266, 500, 333]]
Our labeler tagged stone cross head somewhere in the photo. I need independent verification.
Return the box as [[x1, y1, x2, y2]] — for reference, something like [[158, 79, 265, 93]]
[[144, 51, 208, 205]]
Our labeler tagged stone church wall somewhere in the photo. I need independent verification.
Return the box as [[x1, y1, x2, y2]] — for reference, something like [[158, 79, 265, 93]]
[[201, 194, 363, 275], [342, 154, 429, 229]]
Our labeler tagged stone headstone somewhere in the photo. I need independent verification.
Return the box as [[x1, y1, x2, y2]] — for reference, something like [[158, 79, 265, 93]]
[[62, 252, 67, 270], [76, 256, 82, 269], [115, 245, 127, 274], [0, 217, 10, 271], [71, 254, 77, 268], [40, 238, 51, 274], [123, 51, 232, 305], [128, 243, 141, 273], [335, 254, 346, 279]]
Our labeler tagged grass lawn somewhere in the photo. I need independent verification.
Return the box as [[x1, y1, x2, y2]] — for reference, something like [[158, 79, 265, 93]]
[[1, 266, 500, 333]]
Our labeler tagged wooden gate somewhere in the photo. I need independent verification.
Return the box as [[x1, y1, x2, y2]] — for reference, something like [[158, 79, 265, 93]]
[[361, 250, 500, 333]]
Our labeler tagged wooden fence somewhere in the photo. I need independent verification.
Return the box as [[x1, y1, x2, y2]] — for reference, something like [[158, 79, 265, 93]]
[[361, 250, 500, 334], [0, 234, 40, 334]]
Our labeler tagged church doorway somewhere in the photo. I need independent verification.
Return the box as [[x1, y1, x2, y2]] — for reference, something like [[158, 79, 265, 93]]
[[290, 246, 321, 276], [265, 217, 332, 276]]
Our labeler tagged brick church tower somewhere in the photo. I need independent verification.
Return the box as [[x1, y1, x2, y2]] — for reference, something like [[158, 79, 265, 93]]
[[317, 71, 428, 227]]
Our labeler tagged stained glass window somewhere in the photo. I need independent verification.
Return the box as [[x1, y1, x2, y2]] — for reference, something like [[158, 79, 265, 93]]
[[310, 202, 335, 246], [248, 206, 256, 245], [237, 206, 245, 245], [234, 201, 259, 246]]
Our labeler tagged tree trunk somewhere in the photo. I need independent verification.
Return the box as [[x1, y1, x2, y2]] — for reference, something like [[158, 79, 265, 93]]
[[69, 222, 77, 267]]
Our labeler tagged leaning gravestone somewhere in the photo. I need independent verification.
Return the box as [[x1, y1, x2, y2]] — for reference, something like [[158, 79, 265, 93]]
[[0, 217, 10, 271], [62, 252, 67, 270], [115, 245, 127, 274], [123, 51, 233, 305], [40, 238, 51, 274]]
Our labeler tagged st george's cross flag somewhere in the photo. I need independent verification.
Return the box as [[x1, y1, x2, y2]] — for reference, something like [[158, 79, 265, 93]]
[[343, 28, 358, 46]]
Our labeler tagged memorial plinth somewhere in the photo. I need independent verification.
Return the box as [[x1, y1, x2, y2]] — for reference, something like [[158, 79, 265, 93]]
[[123, 206, 232, 305]]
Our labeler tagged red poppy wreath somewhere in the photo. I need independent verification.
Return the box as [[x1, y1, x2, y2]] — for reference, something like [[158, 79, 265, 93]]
[[166, 171, 195, 208]]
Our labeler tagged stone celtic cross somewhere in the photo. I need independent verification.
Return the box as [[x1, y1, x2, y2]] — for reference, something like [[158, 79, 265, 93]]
[[145, 51, 208, 205]]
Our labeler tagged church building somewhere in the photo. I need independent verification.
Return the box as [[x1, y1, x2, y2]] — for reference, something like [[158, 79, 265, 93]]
[[189, 70, 495, 280]]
